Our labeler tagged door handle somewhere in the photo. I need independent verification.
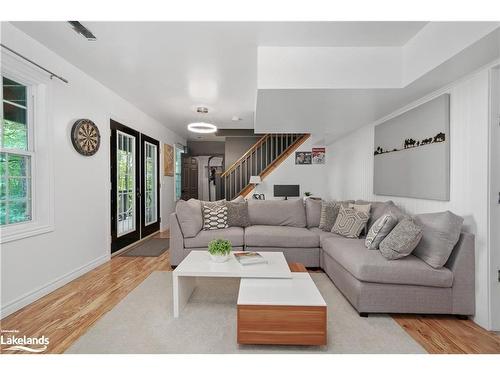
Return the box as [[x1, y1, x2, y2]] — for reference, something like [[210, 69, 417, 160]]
[[136, 189, 142, 198]]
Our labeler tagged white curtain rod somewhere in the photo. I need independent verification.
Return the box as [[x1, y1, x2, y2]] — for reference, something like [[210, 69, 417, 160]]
[[1, 43, 69, 84]]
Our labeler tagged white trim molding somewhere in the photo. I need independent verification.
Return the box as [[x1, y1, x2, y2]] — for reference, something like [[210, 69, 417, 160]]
[[0, 47, 55, 243], [0, 254, 109, 319]]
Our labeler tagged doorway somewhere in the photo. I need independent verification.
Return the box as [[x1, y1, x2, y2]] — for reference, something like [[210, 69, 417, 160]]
[[180, 155, 198, 200], [110, 119, 160, 253]]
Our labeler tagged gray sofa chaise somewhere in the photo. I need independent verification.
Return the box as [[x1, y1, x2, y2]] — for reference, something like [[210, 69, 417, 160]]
[[169, 198, 475, 317]]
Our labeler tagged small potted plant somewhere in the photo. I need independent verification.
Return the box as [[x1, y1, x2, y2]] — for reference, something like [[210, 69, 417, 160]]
[[208, 239, 232, 263]]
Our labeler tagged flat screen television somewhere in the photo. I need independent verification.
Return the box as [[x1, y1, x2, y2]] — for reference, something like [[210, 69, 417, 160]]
[[273, 184, 300, 200]]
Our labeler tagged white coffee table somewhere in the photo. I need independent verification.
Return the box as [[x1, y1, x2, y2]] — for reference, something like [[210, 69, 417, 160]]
[[172, 251, 291, 317]]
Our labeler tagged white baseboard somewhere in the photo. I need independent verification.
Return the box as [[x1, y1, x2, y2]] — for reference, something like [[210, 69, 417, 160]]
[[0, 254, 110, 319]]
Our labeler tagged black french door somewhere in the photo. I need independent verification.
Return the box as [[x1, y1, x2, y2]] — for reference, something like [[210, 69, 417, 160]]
[[141, 133, 160, 237], [110, 119, 160, 253]]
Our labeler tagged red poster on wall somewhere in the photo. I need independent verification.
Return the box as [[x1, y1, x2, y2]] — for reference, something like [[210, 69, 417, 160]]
[[312, 147, 326, 164]]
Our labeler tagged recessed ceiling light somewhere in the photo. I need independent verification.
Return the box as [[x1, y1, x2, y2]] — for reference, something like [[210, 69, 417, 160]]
[[187, 122, 217, 134]]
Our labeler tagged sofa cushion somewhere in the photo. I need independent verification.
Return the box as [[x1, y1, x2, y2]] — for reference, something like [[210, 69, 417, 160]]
[[332, 206, 369, 238], [322, 236, 453, 288], [244, 225, 320, 248], [247, 199, 306, 227], [225, 201, 250, 227], [365, 212, 398, 250], [184, 227, 244, 248], [319, 200, 352, 231], [379, 217, 423, 260], [202, 201, 228, 230], [413, 211, 464, 269], [309, 227, 342, 246], [305, 198, 322, 228], [356, 200, 402, 230], [175, 199, 202, 238]]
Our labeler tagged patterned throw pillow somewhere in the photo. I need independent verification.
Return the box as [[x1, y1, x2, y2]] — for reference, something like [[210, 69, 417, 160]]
[[349, 203, 371, 235], [319, 201, 350, 231], [379, 218, 423, 260], [332, 206, 369, 238], [365, 211, 398, 250], [203, 202, 228, 230], [225, 201, 250, 227]]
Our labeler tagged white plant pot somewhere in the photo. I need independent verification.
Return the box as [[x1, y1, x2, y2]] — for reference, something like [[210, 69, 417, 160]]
[[209, 253, 230, 263]]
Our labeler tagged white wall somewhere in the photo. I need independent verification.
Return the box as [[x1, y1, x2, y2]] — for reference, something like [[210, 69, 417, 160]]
[[247, 137, 328, 200], [402, 22, 499, 85], [0, 23, 185, 318], [258, 46, 401, 89], [325, 67, 494, 329], [488, 66, 500, 331]]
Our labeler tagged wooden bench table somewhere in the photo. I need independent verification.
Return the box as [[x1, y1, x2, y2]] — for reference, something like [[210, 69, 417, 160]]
[[237, 263, 327, 346]]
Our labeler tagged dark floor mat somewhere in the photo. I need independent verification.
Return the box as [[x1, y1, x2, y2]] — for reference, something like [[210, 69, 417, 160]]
[[121, 238, 169, 257]]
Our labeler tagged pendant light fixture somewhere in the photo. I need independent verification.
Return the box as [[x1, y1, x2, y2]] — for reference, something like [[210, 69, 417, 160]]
[[187, 107, 217, 134]]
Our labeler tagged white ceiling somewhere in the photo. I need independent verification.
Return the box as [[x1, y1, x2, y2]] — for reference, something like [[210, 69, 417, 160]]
[[256, 26, 500, 142], [11, 21, 427, 139]]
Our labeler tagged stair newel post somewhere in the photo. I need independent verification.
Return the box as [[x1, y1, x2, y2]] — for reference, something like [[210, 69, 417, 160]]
[[224, 174, 228, 200], [265, 137, 268, 169], [249, 151, 252, 180], [238, 162, 243, 191], [271, 134, 274, 161], [254, 149, 257, 176], [259, 144, 264, 175]]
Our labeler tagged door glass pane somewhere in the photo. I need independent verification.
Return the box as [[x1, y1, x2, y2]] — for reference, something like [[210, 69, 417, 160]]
[[174, 146, 183, 201], [117, 131, 136, 236], [145, 142, 157, 225]]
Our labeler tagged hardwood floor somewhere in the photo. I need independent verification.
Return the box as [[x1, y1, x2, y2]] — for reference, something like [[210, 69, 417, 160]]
[[0, 232, 171, 354], [392, 314, 500, 354], [1, 233, 498, 354]]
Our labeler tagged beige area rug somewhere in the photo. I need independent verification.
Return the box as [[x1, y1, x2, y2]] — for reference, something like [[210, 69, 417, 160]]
[[66, 272, 425, 354]]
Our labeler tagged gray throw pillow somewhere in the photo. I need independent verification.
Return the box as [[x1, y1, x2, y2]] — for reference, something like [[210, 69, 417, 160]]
[[319, 200, 351, 231], [305, 198, 322, 228], [356, 200, 401, 230], [379, 218, 423, 260], [332, 206, 369, 238], [225, 201, 250, 227], [412, 211, 464, 268], [349, 203, 371, 235], [175, 199, 202, 238], [202, 202, 228, 230], [365, 211, 398, 250]]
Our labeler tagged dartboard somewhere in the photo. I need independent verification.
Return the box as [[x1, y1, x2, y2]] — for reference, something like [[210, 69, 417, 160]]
[[71, 119, 101, 156]]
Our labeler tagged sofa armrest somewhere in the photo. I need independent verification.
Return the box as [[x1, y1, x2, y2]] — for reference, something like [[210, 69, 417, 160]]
[[445, 232, 475, 315], [169, 212, 185, 267]]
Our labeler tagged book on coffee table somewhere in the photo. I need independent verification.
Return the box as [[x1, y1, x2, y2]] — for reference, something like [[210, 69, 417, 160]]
[[234, 252, 268, 266]]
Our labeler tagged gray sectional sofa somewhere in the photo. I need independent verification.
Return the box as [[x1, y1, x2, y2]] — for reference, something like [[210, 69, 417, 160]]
[[170, 198, 475, 317]]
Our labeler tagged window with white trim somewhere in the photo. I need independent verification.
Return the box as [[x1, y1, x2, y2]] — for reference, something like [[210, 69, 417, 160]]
[[1, 51, 54, 243], [1, 77, 33, 225]]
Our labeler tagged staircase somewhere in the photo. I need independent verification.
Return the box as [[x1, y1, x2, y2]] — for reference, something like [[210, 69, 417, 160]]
[[221, 133, 310, 200]]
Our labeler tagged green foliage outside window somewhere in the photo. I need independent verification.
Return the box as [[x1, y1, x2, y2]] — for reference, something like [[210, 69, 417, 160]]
[[1, 76, 31, 226]]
